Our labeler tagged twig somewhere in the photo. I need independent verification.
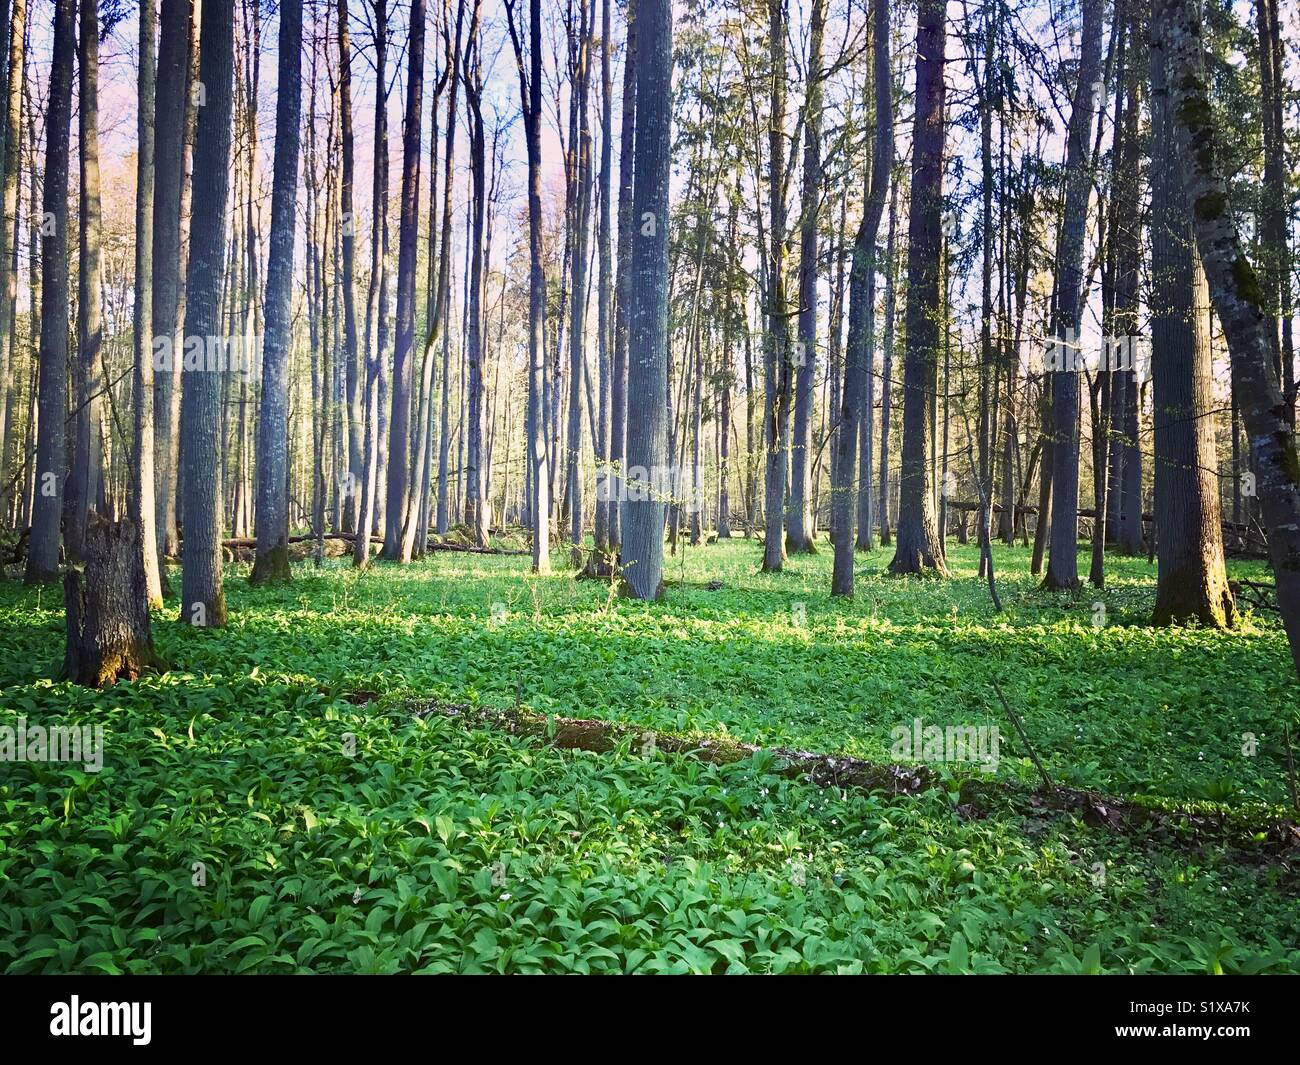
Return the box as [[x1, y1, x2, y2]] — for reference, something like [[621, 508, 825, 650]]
[[992, 680, 1055, 792]]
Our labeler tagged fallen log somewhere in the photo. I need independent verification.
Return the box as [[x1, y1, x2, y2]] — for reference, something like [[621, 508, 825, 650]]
[[214, 531, 528, 556], [399, 697, 1300, 855]]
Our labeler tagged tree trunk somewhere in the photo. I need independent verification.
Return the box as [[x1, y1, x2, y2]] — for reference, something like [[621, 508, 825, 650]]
[[338, 0, 363, 532], [888, 0, 947, 577], [619, 0, 670, 600], [133, 0, 163, 608], [383, 0, 427, 559], [1154, 0, 1300, 676], [178, 0, 236, 627], [251, 0, 303, 584], [1043, 0, 1104, 590], [834, 0, 891, 595], [67, 0, 103, 564], [787, 0, 824, 555], [1149, 18, 1233, 627], [761, 0, 791, 573], [0, 0, 22, 523], [63, 518, 164, 687], [24, 0, 75, 585]]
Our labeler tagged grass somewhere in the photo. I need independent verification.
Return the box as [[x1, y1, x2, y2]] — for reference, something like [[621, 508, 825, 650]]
[[0, 536, 1296, 973]]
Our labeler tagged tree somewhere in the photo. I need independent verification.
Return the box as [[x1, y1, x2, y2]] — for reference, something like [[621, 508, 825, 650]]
[[251, 0, 303, 584], [24, 0, 75, 585], [134, 0, 164, 608], [179, 0, 237, 627], [505, 0, 551, 574], [787, 0, 824, 555], [1148, 24, 1234, 628], [1153, 0, 1300, 676], [590, 0, 614, 569], [67, 0, 104, 563], [760, 0, 791, 573], [608, 0, 636, 561], [0, 0, 23, 511], [338, 0, 363, 533], [888, 0, 947, 577], [1042, 0, 1104, 590], [620, 0, 671, 600], [384, 0, 427, 560], [463, 0, 489, 549], [152, 0, 192, 569], [832, 0, 891, 596]]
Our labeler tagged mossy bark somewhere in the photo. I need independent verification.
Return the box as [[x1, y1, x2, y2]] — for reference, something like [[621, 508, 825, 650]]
[[63, 517, 165, 687]]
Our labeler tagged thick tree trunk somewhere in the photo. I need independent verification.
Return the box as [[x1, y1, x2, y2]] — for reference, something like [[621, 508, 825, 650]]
[[1149, 32, 1235, 628], [178, 0, 236, 628], [619, 0, 670, 600], [1154, 0, 1300, 674], [63, 518, 164, 688], [251, 0, 303, 585], [888, 0, 947, 577]]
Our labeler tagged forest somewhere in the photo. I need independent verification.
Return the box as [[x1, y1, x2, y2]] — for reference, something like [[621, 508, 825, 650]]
[[0, 0, 1298, 980]]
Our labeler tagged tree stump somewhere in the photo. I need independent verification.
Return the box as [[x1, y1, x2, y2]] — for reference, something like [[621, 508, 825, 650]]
[[63, 517, 165, 687]]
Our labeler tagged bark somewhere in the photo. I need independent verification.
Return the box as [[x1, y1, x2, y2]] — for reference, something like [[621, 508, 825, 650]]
[[178, 0, 236, 628], [888, 0, 948, 577], [876, 175, 898, 547], [1154, 0, 1300, 676], [609, 0, 636, 558], [505, 0, 551, 573], [63, 518, 164, 688], [787, 0, 824, 554], [251, 0, 303, 584], [0, 0, 22, 516], [761, 0, 791, 572], [619, 0, 671, 600], [591, 0, 614, 567], [383, 0, 427, 559], [354, 0, 390, 567], [404, 0, 462, 561], [152, 0, 191, 566], [464, 1, 490, 551], [1043, 0, 1104, 589], [833, 0, 891, 596], [338, 0, 363, 532], [67, 0, 103, 563], [133, 0, 163, 608], [566, 3, 593, 565], [24, 0, 75, 585]]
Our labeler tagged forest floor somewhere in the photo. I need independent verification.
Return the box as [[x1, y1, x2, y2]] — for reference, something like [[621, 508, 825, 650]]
[[1, 537, 1297, 973]]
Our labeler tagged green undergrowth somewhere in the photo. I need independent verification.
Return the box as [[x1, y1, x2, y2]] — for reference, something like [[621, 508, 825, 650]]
[[0, 538, 1296, 973]]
